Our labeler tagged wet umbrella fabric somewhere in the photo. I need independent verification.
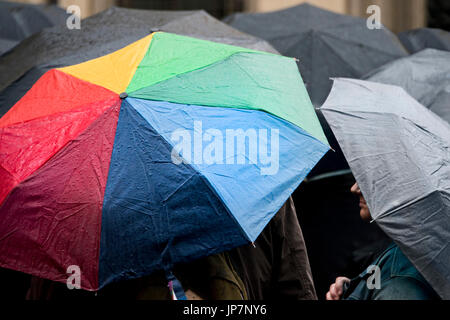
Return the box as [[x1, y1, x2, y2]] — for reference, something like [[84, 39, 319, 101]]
[[0, 0, 68, 56], [224, 3, 407, 107], [365, 48, 450, 124], [0, 7, 278, 116], [0, 32, 329, 291], [399, 28, 450, 54], [321, 78, 450, 299]]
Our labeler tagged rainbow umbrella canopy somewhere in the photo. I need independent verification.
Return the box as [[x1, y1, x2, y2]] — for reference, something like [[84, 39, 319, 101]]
[[0, 31, 329, 291]]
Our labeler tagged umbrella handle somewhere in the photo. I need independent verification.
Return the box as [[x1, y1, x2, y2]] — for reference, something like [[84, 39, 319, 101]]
[[166, 271, 187, 300]]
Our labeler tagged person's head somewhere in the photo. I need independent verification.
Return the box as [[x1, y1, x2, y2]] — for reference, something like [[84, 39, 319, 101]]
[[350, 182, 371, 221]]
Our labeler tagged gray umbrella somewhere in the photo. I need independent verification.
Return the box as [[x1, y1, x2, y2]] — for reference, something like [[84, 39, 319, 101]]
[[321, 78, 450, 299], [399, 28, 450, 54], [365, 48, 450, 124], [224, 3, 407, 106]]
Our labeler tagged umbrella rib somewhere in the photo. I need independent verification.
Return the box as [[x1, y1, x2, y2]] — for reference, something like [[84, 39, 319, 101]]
[[313, 35, 362, 76], [323, 108, 450, 222], [128, 49, 280, 95], [318, 29, 406, 58], [415, 241, 450, 272], [129, 106, 253, 243], [0, 102, 119, 213], [372, 189, 442, 222], [320, 107, 369, 120], [196, 173, 252, 243], [0, 162, 19, 182], [0, 96, 116, 129]]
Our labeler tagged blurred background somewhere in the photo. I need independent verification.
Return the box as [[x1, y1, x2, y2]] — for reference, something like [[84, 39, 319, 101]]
[[6, 0, 450, 32]]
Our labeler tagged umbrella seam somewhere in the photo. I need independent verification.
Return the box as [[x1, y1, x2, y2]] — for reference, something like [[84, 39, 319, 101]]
[[373, 189, 448, 222], [129, 54, 327, 144], [318, 29, 407, 58], [126, 44, 286, 95], [125, 100, 252, 243]]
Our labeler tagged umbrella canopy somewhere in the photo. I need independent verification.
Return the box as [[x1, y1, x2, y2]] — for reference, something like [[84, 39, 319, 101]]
[[399, 28, 450, 54], [224, 3, 407, 106], [321, 78, 450, 300], [365, 48, 450, 124], [0, 31, 329, 291], [0, 0, 68, 56], [0, 7, 277, 117]]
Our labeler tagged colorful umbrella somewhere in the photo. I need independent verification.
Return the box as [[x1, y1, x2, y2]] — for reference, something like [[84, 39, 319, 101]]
[[0, 31, 329, 291]]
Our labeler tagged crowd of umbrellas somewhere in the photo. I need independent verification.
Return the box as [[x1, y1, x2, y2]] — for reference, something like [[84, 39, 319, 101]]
[[0, 1, 449, 299]]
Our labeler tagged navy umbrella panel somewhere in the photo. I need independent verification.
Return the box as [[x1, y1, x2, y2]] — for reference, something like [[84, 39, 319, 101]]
[[0, 38, 17, 56], [321, 78, 450, 300]]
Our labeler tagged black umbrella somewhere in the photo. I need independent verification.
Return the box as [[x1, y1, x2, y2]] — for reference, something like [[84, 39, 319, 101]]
[[0, 0, 68, 56], [365, 48, 450, 124], [399, 28, 450, 53], [0, 7, 277, 117]]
